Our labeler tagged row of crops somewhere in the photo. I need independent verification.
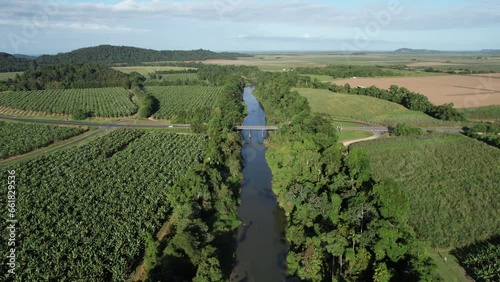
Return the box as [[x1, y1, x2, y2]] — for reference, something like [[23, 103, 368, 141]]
[[352, 133, 500, 249], [0, 87, 137, 117], [0, 121, 87, 159], [452, 239, 500, 282], [0, 129, 207, 281], [150, 73, 199, 82], [147, 85, 223, 122]]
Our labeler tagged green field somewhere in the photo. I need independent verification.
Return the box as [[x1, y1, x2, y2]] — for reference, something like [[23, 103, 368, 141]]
[[0, 130, 207, 280], [428, 248, 469, 282], [337, 130, 373, 142], [294, 87, 446, 127], [147, 85, 223, 121], [114, 66, 197, 76], [204, 52, 500, 72], [0, 121, 87, 159], [0, 72, 22, 81], [0, 87, 137, 117], [459, 105, 500, 122], [352, 133, 500, 249]]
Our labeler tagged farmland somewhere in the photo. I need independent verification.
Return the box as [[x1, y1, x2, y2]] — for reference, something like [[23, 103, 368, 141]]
[[352, 133, 500, 249], [294, 87, 447, 127], [0, 87, 137, 117], [0, 129, 207, 280], [151, 73, 199, 82], [147, 85, 223, 122], [202, 52, 500, 72], [0, 121, 86, 159], [333, 74, 500, 108], [452, 238, 500, 282]]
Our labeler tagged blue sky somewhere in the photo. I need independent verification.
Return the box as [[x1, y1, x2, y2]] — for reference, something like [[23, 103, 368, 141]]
[[0, 0, 499, 54]]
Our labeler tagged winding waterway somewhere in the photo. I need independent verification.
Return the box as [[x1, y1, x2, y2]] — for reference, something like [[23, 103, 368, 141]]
[[231, 87, 288, 282]]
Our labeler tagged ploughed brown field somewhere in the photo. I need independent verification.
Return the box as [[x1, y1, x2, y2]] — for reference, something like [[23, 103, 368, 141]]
[[334, 74, 500, 108]]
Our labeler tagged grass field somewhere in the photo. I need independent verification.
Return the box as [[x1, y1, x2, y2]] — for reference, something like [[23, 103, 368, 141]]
[[294, 87, 447, 127], [331, 120, 364, 127], [113, 66, 196, 76], [352, 133, 500, 249], [337, 130, 373, 142], [0, 72, 22, 81], [458, 105, 500, 122], [428, 248, 470, 282]]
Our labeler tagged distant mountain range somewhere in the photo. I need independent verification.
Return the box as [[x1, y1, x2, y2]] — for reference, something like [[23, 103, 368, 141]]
[[480, 49, 500, 53], [393, 48, 441, 54], [0, 45, 251, 72]]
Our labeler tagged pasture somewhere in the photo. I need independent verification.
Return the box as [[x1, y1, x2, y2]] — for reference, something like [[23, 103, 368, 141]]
[[294, 87, 446, 127], [458, 105, 500, 122], [0, 72, 22, 81], [352, 133, 500, 249]]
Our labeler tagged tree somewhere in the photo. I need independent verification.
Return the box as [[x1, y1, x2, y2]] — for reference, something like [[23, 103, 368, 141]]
[[72, 108, 90, 120], [392, 123, 423, 136]]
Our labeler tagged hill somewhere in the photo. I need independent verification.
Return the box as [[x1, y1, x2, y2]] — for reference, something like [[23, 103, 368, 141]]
[[394, 48, 441, 53], [0, 52, 33, 72], [294, 87, 446, 127], [480, 49, 500, 53], [0, 64, 135, 91], [35, 45, 250, 65]]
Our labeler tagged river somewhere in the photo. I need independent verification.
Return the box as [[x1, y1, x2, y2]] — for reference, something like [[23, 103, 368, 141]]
[[231, 87, 288, 282]]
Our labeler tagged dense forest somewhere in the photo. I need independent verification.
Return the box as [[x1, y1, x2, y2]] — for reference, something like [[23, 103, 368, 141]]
[[0, 45, 251, 72], [253, 71, 438, 281], [0, 53, 33, 72], [0, 64, 142, 91], [145, 68, 249, 281], [34, 45, 250, 65]]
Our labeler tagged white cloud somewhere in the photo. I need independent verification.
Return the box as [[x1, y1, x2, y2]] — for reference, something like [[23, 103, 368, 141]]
[[233, 34, 404, 45], [1, 0, 499, 34]]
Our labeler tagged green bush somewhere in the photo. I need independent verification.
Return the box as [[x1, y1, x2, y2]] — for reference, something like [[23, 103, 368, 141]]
[[392, 123, 423, 136], [72, 108, 91, 120]]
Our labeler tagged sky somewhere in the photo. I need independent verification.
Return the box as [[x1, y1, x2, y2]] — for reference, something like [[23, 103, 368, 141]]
[[0, 0, 499, 54]]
